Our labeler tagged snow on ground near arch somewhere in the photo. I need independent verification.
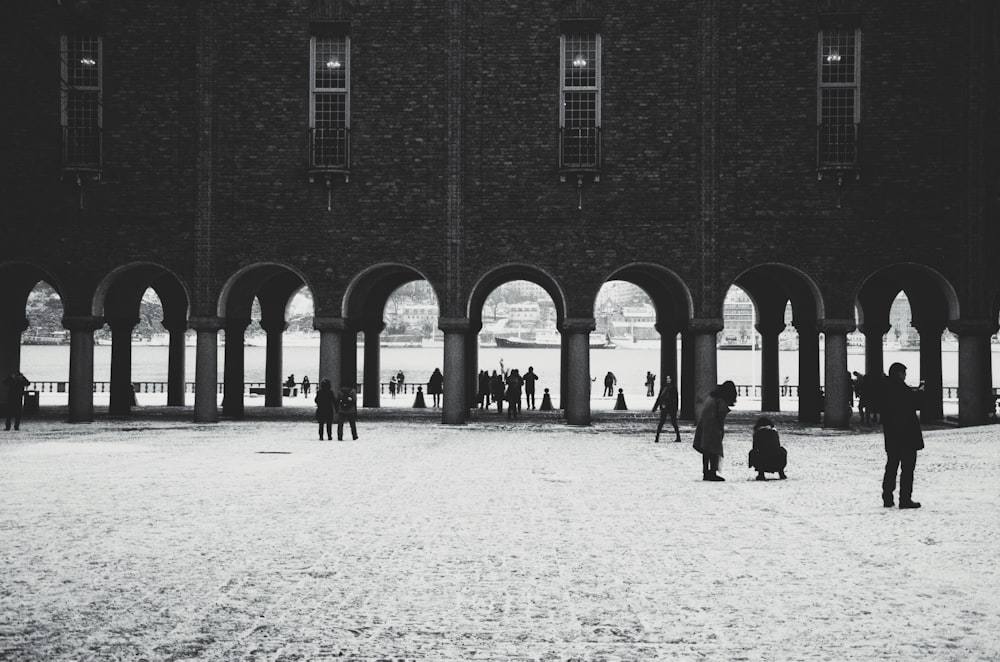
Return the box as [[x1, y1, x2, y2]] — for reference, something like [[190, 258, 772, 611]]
[[1, 415, 998, 660]]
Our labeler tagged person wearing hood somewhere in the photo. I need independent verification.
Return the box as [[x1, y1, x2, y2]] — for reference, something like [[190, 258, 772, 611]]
[[692, 381, 737, 481]]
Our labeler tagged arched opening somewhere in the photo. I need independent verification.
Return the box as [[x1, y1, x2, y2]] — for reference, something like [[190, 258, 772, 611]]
[[591, 281, 660, 410], [378, 280, 440, 405]]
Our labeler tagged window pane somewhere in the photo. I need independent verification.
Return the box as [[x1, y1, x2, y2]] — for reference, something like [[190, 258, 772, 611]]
[[564, 34, 596, 88], [821, 87, 855, 125], [564, 91, 596, 129], [68, 35, 99, 88], [66, 91, 100, 164], [821, 29, 856, 84], [315, 36, 346, 90], [313, 92, 347, 166]]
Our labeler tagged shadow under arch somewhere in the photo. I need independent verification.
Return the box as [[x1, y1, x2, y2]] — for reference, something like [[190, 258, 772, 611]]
[[855, 262, 961, 423], [91, 262, 193, 414], [731, 263, 826, 422]]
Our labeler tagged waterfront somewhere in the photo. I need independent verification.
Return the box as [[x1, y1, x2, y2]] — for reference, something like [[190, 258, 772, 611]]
[[19, 343, 992, 392]]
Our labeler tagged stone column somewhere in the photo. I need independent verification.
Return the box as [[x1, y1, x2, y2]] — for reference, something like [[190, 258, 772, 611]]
[[260, 317, 287, 407], [679, 329, 695, 420], [561, 318, 595, 426], [756, 320, 785, 412], [362, 321, 385, 408], [793, 319, 822, 423], [559, 334, 569, 410], [951, 319, 996, 427], [655, 321, 680, 401], [860, 322, 890, 382], [465, 322, 482, 410], [341, 323, 359, 389], [62, 315, 103, 423], [189, 316, 222, 423], [439, 317, 469, 425], [313, 317, 346, 390], [0, 317, 29, 392], [820, 319, 855, 429], [912, 319, 946, 423], [162, 318, 188, 406], [106, 316, 139, 416], [221, 318, 250, 417], [688, 318, 723, 420]]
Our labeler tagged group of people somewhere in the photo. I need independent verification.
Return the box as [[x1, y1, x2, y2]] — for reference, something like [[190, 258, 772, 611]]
[[476, 362, 541, 419], [689, 362, 924, 508], [283, 374, 312, 398], [313, 379, 358, 441], [387, 370, 406, 398]]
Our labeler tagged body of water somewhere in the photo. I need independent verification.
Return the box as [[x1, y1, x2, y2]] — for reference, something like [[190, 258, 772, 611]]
[[18, 343, 992, 392]]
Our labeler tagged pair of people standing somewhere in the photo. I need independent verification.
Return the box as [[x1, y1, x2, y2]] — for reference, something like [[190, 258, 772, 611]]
[[314, 379, 358, 441]]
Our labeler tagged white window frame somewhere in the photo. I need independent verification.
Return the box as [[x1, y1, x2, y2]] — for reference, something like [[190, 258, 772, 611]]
[[559, 32, 601, 130], [309, 33, 350, 170]]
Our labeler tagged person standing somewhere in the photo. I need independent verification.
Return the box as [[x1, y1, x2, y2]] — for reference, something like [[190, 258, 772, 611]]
[[523, 367, 539, 410], [335, 384, 359, 441], [652, 375, 680, 443], [389, 376, 397, 399], [314, 378, 335, 441], [301, 375, 311, 398], [477, 370, 491, 409], [490, 370, 505, 414], [603, 371, 617, 397], [692, 381, 737, 481], [505, 369, 523, 419], [4, 370, 30, 431], [645, 371, 656, 397], [427, 368, 444, 408], [880, 362, 924, 509]]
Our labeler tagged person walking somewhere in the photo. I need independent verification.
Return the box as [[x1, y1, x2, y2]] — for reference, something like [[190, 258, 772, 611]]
[[314, 378, 335, 441], [3, 370, 30, 431], [603, 371, 617, 397], [881, 362, 924, 509], [523, 367, 539, 410], [652, 375, 680, 443], [749, 416, 787, 480], [427, 368, 444, 408], [692, 381, 737, 481], [335, 384, 359, 441], [301, 375, 311, 398]]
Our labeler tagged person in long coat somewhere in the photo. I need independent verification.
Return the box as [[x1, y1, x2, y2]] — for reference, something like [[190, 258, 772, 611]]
[[692, 381, 737, 481], [335, 384, 359, 441], [652, 375, 680, 443], [314, 378, 335, 440], [880, 362, 924, 509], [4, 370, 31, 431], [477, 370, 491, 409], [505, 369, 523, 419], [749, 416, 787, 480], [490, 370, 505, 414], [426, 368, 444, 408]]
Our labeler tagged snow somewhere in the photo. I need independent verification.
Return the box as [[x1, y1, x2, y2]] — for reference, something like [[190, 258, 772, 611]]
[[1, 413, 998, 660]]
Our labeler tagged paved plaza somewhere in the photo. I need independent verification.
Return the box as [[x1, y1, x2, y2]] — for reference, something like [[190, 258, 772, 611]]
[[1, 410, 998, 661]]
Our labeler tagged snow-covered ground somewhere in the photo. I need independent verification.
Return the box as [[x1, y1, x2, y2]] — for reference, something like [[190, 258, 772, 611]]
[[1, 413, 998, 660]]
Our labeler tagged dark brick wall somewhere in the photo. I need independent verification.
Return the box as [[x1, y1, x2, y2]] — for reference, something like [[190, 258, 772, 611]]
[[3, 1, 995, 322]]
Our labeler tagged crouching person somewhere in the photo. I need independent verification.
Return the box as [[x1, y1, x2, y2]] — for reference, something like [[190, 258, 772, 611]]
[[749, 416, 787, 480]]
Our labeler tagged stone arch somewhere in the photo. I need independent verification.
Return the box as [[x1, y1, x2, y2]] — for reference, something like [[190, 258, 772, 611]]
[[855, 263, 961, 423], [0, 262, 69, 389], [92, 262, 193, 414], [732, 264, 826, 421], [343, 262, 436, 328], [468, 264, 568, 331], [217, 262, 313, 321]]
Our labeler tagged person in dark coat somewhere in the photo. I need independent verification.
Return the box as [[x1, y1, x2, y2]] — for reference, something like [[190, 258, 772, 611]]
[[749, 416, 787, 480], [426, 368, 444, 408], [523, 367, 539, 410], [490, 370, 505, 413], [335, 384, 359, 441], [477, 370, 491, 409], [4, 370, 31, 431], [880, 362, 924, 509], [301, 375, 311, 398], [603, 371, 617, 397], [314, 378, 335, 440], [652, 375, 680, 443], [505, 369, 523, 419], [692, 381, 737, 481]]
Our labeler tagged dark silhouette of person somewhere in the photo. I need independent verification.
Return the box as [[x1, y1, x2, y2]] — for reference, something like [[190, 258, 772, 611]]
[[477, 370, 491, 409], [692, 381, 737, 481], [490, 371, 505, 413], [314, 378, 335, 440], [603, 371, 617, 397], [539, 388, 554, 411], [652, 375, 680, 443], [335, 384, 359, 440], [881, 362, 924, 509], [614, 388, 628, 410], [389, 376, 397, 398], [4, 370, 30, 431], [749, 416, 787, 480], [427, 368, 444, 408], [412, 386, 427, 408], [645, 371, 656, 397], [505, 369, 523, 419], [301, 375, 311, 398], [523, 367, 539, 409]]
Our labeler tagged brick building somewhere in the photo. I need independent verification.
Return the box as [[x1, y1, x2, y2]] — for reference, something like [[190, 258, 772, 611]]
[[2, 1, 997, 426]]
